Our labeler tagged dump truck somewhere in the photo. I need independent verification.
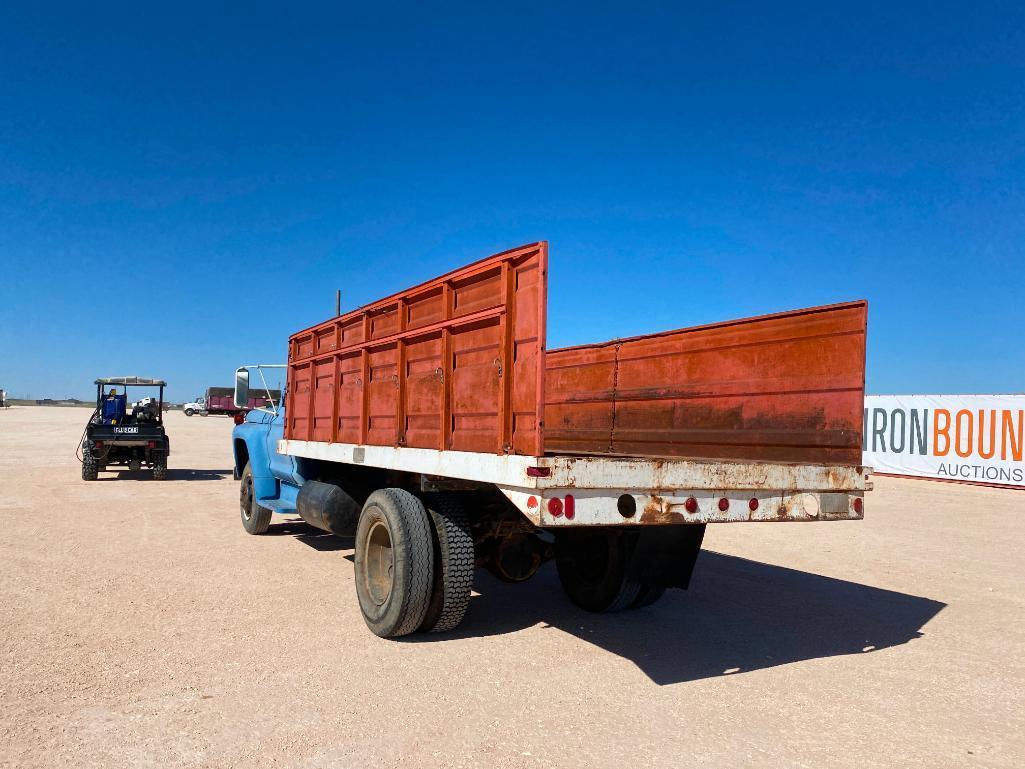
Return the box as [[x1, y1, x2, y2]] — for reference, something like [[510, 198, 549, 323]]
[[231, 242, 869, 637], [184, 387, 281, 416]]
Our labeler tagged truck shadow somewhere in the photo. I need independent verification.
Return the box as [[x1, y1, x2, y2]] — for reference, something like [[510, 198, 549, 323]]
[[266, 520, 946, 685], [266, 519, 353, 552], [94, 468, 231, 481], [445, 552, 946, 686], [166, 468, 233, 480]]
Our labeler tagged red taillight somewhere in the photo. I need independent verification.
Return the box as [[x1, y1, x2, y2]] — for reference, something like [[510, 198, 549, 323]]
[[526, 466, 551, 478], [853, 497, 863, 514], [718, 498, 730, 512], [527, 496, 538, 509], [748, 498, 759, 512], [564, 495, 575, 520], [94, 440, 103, 448], [547, 497, 563, 517], [148, 441, 157, 449], [684, 497, 698, 513], [233, 412, 246, 425]]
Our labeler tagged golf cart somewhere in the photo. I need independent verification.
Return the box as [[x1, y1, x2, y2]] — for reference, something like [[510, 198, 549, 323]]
[[81, 377, 170, 481]]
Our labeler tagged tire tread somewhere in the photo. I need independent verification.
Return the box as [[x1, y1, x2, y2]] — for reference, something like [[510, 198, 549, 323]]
[[629, 584, 665, 609], [420, 494, 474, 633], [387, 489, 435, 637], [152, 458, 167, 481]]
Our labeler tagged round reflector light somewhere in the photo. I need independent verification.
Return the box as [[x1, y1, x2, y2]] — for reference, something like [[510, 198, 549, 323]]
[[748, 498, 759, 512], [718, 497, 730, 512], [684, 497, 698, 513], [547, 497, 564, 517]]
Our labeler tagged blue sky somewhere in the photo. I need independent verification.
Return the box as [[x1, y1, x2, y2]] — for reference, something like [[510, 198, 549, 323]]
[[1, 2, 1022, 401]]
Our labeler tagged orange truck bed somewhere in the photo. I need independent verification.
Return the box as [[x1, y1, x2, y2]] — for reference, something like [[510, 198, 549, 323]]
[[285, 242, 866, 465]]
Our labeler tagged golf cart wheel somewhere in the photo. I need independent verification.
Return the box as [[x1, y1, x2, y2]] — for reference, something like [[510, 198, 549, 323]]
[[239, 462, 272, 534], [418, 493, 475, 634], [82, 454, 98, 481], [184, 408, 195, 417], [152, 456, 167, 481], [555, 530, 641, 613], [354, 489, 434, 638]]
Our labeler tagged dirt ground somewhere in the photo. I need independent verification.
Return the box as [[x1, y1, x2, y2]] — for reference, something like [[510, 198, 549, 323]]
[[0, 406, 1023, 769]]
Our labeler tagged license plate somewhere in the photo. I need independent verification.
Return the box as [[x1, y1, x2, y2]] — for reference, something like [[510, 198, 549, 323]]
[[113, 427, 139, 434]]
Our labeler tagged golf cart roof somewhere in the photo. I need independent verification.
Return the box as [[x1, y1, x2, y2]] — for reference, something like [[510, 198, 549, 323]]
[[95, 377, 167, 386]]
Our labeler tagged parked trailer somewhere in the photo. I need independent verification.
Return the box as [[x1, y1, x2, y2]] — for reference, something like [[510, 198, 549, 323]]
[[232, 242, 869, 637]]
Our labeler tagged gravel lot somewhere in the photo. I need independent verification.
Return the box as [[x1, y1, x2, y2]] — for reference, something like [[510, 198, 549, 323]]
[[1, 406, 1023, 768]]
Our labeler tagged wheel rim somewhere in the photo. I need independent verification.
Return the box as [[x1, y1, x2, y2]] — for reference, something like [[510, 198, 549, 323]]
[[240, 476, 253, 520], [364, 519, 394, 606]]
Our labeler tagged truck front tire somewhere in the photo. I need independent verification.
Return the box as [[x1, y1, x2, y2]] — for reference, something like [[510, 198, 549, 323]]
[[240, 462, 272, 534], [555, 530, 642, 613], [354, 489, 434, 638], [184, 408, 194, 417]]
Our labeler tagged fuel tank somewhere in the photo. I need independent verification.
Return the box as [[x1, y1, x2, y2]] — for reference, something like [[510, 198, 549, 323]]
[[295, 480, 359, 536]]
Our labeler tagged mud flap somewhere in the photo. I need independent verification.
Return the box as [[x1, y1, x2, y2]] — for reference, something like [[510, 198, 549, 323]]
[[626, 524, 706, 589]]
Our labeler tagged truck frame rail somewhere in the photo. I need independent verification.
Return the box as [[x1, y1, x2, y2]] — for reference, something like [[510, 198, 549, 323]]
[[280, 438, 869, 527]]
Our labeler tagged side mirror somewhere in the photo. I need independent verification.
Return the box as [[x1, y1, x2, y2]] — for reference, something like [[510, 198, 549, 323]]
[[234, 368, 250, 409]]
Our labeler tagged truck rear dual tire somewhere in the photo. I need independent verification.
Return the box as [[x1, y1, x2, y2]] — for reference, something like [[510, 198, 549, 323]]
[[556, 530, 642, 613], [354, 489, 436, 638], [419, 494, 474, 634], [557, 529, 701, 611], [630, 584, 666, 609], [557, 533, 676, 619], [239, 463, 273, 535]]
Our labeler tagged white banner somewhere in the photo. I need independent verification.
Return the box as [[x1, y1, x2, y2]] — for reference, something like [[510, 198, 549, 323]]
[[863, 395, 1025, 487]]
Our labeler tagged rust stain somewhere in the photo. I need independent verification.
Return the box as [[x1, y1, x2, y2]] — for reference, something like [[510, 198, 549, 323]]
[[640, 495, 688, 524], [642, 494, 664, 517], [826, 467, 845, 489]]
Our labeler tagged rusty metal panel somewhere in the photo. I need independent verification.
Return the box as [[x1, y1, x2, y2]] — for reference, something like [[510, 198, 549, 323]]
[[545, 301, 867, 464], [286, 243, 548, 455]]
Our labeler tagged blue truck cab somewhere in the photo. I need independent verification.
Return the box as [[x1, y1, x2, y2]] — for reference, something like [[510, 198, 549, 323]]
[[230, 365, 303, 520]]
